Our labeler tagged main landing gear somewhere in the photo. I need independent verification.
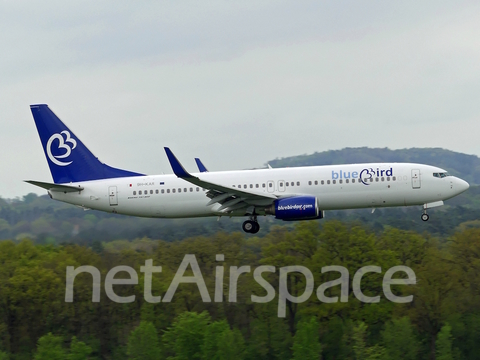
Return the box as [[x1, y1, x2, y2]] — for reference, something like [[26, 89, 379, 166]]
[[242, 216, 260, 234]]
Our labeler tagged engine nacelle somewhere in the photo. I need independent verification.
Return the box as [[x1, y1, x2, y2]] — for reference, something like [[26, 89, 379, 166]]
[[265, 196, 324, 221]]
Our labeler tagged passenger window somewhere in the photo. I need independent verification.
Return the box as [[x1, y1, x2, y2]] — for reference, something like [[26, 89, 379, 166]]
[[279, 182, 283, 187], [167, 189, 170, 193], [184, 188, 187, 192], [308, 181, 312, 185], [150, 190, 153, 194], [172, 189, 176, 193], [178, 188, 181, 193], [190, 188, 193, 192], [161, 189, 165, 194], [262, 184, 266, 188], [269, 183, 273, 187], [296, 181, 300, 186], [352, 179, 355, 183], [387, 177, 390, 181], [244, 185, 247, 189], [139, 190, 142, 195], [196, 187, 199, 191], [291, 182, 294, 186], [333, 180, 336, 184], [256, 184, 259, 188], [381, 177, 384, 182], [238, 184, 241, 188], [327, 180, 330, 184], [155, 189, 159, 194], [339, 180, 343, 184], [133, 191, 136, 195], [370, 178, 373, 182], [321, 180, 324, 185], [250, 184, 253, 188], [393, 176, 396, 181], [346, 179, 349, 183], [286, 182, 289, 186], [315, 180, 318, 185]]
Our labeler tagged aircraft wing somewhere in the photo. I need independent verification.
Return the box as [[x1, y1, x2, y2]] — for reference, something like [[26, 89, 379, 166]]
[[165, 148, 276, 214]]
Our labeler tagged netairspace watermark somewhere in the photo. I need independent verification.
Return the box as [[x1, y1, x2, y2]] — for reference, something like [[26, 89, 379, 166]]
[[65, 254, 416, 318]]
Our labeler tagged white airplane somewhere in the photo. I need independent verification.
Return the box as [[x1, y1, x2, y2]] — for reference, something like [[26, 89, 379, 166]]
[[26, 104, 470, 234]]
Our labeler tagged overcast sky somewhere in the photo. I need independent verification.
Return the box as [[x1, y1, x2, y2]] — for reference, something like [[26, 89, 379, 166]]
[[1, 1, 480, 198]]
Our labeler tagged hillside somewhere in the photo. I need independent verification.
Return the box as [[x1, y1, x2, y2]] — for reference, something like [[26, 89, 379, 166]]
[[267, 147, 480, 185]]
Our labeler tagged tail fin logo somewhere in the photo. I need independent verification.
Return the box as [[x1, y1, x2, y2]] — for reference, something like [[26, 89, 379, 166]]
[[46, 131, 77, 166]]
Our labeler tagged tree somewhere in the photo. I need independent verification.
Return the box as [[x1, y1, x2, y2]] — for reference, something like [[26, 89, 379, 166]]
[[244, 309, 292, 360], [352, 322, 368, 360], [381, 317, 418, 360], [321, 316, 349, 360], [436, 323, 453, 360], [292, 317, 321, 360], [68, 337, 92, 360], [261, 223, 320, 334], [217, 328, 245, 360], [352, 322, 385, 360], [201, 320, 230, 360], [127, 321, 161, 360], [404, 246, 461, 359], [34, 333, 66, 360], [163, 312, 210, 360]]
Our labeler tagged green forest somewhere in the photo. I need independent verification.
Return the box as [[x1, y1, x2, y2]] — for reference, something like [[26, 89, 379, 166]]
[[0, 221, 479, 359], [1, 147, 480, 359]]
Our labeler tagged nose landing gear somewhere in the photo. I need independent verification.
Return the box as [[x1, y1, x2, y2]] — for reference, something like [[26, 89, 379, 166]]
[[421, 205, 429, 222], [242, 216, 260, 234]]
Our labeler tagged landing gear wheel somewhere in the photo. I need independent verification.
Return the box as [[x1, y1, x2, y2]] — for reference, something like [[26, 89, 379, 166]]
[[242, 220, 254, 233], [421, 213, 429, 222], [242, 220, 260, 233]]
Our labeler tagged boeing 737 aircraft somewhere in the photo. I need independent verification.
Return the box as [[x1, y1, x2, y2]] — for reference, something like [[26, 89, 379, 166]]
[[27, 104, 470, 233]]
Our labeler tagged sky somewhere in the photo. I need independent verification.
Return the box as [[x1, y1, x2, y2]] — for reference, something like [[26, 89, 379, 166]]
[[1, 1, 480, 198]]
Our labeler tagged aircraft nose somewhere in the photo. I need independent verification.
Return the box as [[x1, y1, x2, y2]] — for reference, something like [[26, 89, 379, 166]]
[[455, 178, 469, 194]]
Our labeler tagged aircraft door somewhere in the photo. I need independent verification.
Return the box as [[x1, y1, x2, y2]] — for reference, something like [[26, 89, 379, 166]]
[[109, 186, 118, 206], [278, 180, 285, 192], [267, 180, 275, 193], [411, 169, 421, 189]]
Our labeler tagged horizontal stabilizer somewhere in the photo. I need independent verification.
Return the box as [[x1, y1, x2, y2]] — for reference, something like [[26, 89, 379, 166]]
[[25, 180, 84, 193]]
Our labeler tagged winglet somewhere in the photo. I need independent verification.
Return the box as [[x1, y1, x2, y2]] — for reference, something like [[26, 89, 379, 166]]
[[195, 158, 208, 172], [164, 147, 194, 178]]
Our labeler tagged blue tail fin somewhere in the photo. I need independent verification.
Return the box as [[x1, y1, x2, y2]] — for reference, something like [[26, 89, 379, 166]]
[[31, 104, 144, 184]]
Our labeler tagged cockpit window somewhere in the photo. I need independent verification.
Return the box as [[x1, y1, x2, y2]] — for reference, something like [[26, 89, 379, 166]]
[[433, 172, 450, 178]]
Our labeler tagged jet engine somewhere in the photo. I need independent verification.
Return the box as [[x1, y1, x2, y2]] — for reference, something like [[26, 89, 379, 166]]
[[265, 196, 324, 221]]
